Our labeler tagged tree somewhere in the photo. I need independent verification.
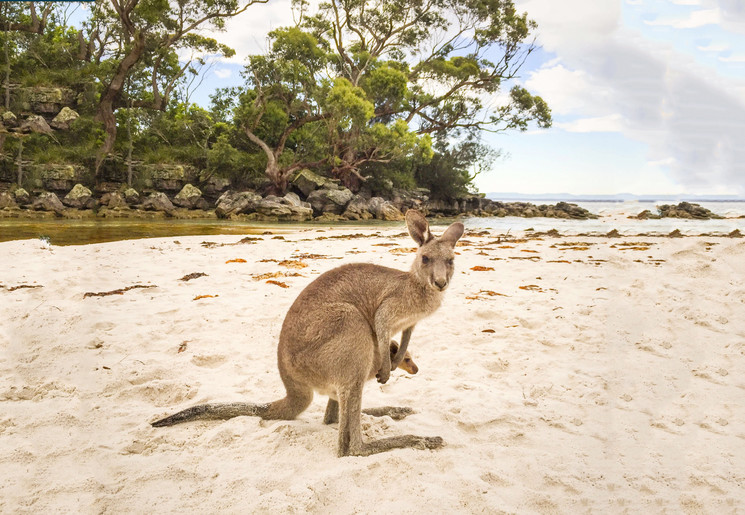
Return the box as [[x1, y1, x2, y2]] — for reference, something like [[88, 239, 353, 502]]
[[303, 0, 551, 136], [82, 0, 268, 177]]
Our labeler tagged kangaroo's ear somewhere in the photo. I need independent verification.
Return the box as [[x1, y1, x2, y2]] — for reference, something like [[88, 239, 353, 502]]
[[406, 210, 432, 247], [439, 222, 464, 248]]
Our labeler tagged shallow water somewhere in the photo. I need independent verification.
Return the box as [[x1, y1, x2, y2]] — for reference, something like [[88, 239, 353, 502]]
[[1, 201, 744, 246]]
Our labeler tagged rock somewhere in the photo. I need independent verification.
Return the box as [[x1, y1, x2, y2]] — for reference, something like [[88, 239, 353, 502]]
[[282, 192, 312, 209], [658, 202, 721, 220], [107, 192, 129, 209], [307, 187, 354, 215], [255, 196, 313, 221], [13, 188, 30, 205], [31, 192, 65, 215], [141, 164, 196, 191], [19, 87, 76, 113], [62, 183, 94, 209], [37, 164, 84, 191], [142, 192, 175, 214], [215, 190, 262, 218], [201, 176, 231, 198], [173, 184, 203, 209], [19, 115, 53, 134], [342, 195, 374, 220], [0, 191, 17, 209], [94, 182, 121, 194], [367, 197, 404, 221], [314, 212, 348, 222], [50, 107, 79, 130], [2, 111, 18, 128], [123, 188, 140, 205], [291, 169, 337, 197]]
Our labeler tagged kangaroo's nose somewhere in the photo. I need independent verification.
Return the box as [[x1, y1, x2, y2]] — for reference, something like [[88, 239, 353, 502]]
[[434, 279, 447, 290]]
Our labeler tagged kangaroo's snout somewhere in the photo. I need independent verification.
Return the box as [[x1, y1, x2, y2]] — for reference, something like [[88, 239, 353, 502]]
[[434, 278, 448, 291]]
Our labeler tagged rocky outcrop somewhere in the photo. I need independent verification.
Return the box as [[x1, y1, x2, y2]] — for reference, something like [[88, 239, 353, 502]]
[[0, 191, 17, 209], [368, 197, 404, 221], [104, 191, 129, 209], [19, 115, 53, 134], [343, 195, 375, 220], [16, 87, 76, 114], [13, 188, 30, 205], [36, 164, 85, 192], [123, 188, 140, 205], [215, 191, 262, 218], [142, 192, 175, 215], [658, 202, 722, 219], [62, 184, 95, 209], [255, 194, 313, 221], [31, 192, 65, 215], [307, 187, 353, 215], [173, 184, 207, 210], [50, 107, 79, 130], [141, 164, 197, 191], [291, 169, 338, 197]]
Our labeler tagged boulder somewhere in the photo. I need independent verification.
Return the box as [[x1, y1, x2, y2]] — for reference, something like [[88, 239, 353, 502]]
[[173, 184, 203, 209], [201, 176, 231, 198], [106, 191, 129, 210], [255, 195, 313, 221], [62, 183, 94, 209], [50, 107, 79, 130], [141, 164, 196, 191], [19, 115, 53, 134], [282, 192, 312, 209], [37, 164, 84, 191], [123, 188, 140, 205], [13, 188, 30, 205], [342, 195, 374, 220], [19, 87, 76, 114], [31, 192, 65, 215], [2, 111, 18, 128], [0, 191, 17, 209], [307, 187, 353, 215], [367, 197, 404, 221], [142, 192, 175, 214], [215, 190, 262, 218], [658, 202, 721, 220], [291, 169, 337, 197]]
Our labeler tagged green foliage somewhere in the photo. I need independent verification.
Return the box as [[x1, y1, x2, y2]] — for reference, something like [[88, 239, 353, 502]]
[[415, 138, 498, 199]]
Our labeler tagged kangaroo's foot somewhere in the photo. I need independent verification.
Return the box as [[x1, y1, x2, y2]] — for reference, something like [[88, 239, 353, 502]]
[[345, 435, 444, 457], [362, 406, 414, 420]]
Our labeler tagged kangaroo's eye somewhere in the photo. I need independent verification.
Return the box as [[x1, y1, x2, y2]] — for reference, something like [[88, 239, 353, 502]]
[[447, 259, 454, 266], [421, 255, 430, 265]]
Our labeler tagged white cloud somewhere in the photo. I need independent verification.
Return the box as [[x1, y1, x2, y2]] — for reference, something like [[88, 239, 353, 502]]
[[214, 68, 233, 79], [644, 8, 721, 28], [514, 0, 745, 194], [555, 114, 626, 133], [696, 42, 730, 51], [719, 53, 745, 62]]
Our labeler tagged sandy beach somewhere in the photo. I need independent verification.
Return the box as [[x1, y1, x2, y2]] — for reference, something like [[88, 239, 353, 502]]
[[1, 225, 744, 513]]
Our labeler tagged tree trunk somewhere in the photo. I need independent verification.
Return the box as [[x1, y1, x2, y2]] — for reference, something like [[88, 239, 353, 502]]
[[94, 32, 145, 178], [126, 108, 133, 187], [15, 137, 22, 186], [244, 127, 286, 194], [4, 5, 10, 110]]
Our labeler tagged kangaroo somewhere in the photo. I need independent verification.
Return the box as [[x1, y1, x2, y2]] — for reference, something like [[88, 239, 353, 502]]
[[390, 341, 418, 375], [152, 210, 464, 457]]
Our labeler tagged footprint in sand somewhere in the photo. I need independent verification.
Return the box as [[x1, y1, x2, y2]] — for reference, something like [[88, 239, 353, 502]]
[[191, 354, 228, 368]]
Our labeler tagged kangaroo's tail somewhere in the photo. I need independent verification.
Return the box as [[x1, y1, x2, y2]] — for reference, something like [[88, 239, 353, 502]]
[[151, 402, 271, 427]]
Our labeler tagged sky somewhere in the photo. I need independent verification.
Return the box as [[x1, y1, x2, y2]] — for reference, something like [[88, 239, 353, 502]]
[[178, 1, 745, 196]]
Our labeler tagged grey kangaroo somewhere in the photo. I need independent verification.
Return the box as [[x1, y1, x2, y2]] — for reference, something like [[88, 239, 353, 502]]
[[152, 210, 464, 457]]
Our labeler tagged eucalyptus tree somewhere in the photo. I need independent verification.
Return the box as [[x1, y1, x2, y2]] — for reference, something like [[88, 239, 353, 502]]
[[82, 0, 269, 176]]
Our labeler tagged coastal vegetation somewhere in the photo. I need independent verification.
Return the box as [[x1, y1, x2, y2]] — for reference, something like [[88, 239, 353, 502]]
[[0, 0, 551, 216]]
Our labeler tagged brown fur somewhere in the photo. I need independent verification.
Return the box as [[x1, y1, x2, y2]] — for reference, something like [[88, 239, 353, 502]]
[[152, 210, 464, 457]]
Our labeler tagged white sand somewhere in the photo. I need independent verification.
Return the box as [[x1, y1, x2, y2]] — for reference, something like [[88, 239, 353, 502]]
[[1, 227, 744, 513]]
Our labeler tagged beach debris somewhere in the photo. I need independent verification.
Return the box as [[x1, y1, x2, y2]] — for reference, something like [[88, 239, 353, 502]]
[[373, 242, 398, 247], [292, 253, 340, 260], [266, 280, 289, 288], [465, 290, 509, 300], [547, 260, 572, 264], [193, 294, 218, 300], [84, 285, 156, 298], [5, 284, 44, 292], [482, 329, 496, 333], [226, 258, 247, 264], [728, 229, 742, 238], [605, 229, 621, 238], [667, 229, 683, 238], [519, 285, 543, 292], [278, 260, 307, 269], [178, 342, 188, 353], [179, 272, 208, 281], [470, 266, 495, 272], [252, 271, 302, 281]]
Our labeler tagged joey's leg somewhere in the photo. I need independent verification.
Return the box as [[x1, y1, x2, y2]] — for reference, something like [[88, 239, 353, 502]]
[[324, 399, 339, 425], [391, 326, 414, 370], [362, 407, 414, 420]]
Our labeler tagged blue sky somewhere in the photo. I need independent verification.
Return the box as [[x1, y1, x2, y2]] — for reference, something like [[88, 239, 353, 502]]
[[184, 0, 745, 196]]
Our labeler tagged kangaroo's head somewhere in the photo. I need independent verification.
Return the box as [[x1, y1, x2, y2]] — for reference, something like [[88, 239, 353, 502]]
[[406, 210, 464, 292]]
